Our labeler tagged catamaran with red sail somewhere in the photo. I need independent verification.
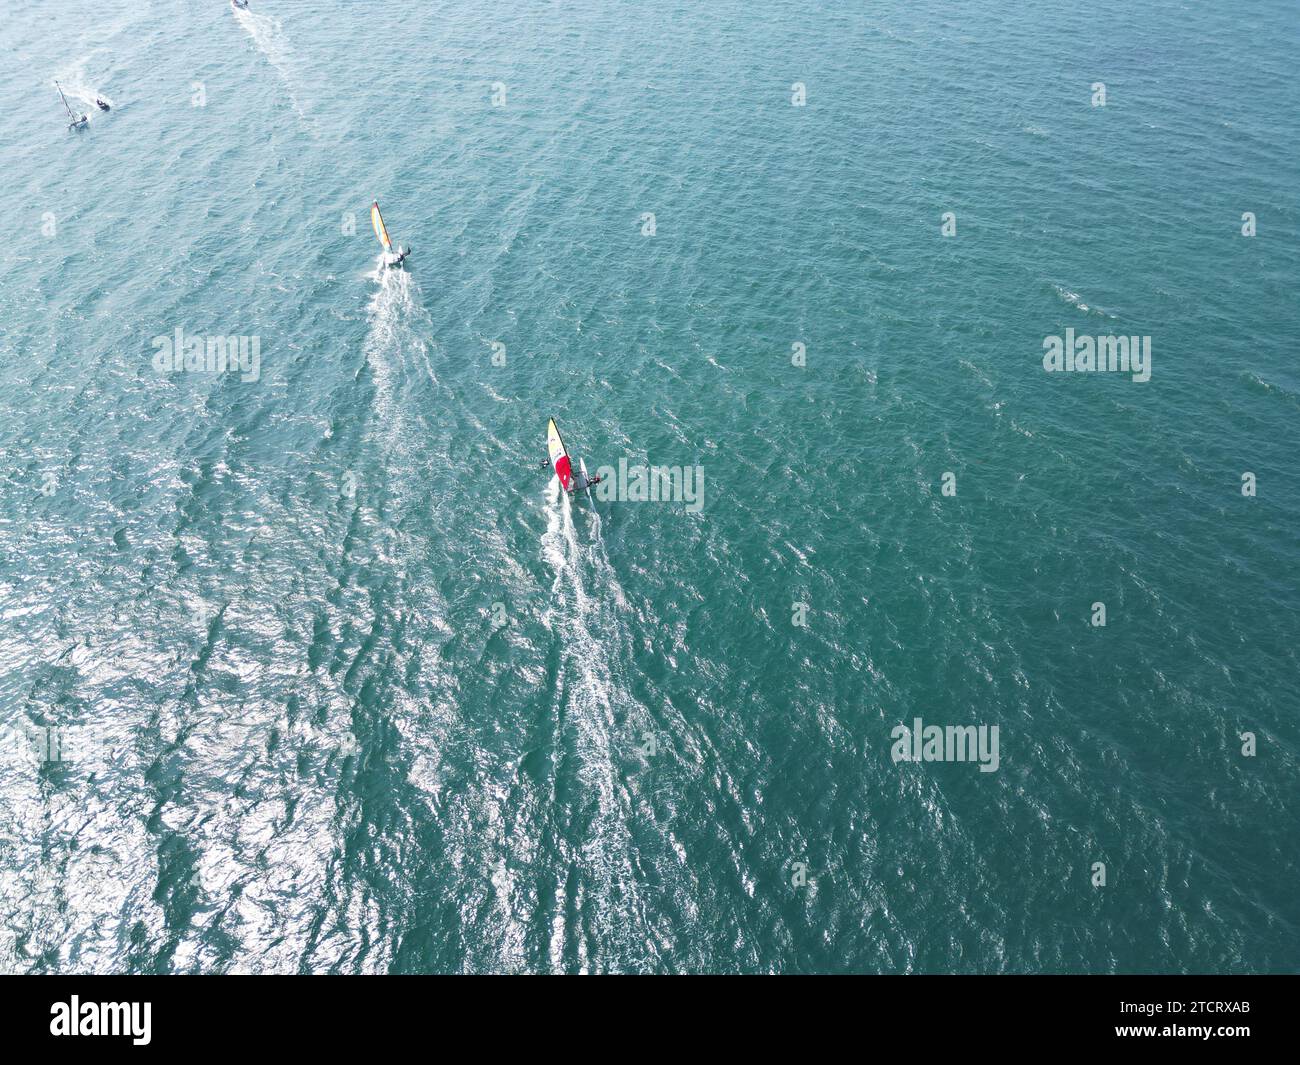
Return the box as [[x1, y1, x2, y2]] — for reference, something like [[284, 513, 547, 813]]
[[546, 419, 602, 496]]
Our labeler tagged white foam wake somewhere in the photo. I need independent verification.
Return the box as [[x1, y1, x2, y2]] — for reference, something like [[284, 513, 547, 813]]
[[61, 82, 111, 113], [360, 263, 436, 542], [52, 58, 111, 123], [1052, 282, 1118, 319], [232, 6, 315, 131], [540, 485, 653, 969]]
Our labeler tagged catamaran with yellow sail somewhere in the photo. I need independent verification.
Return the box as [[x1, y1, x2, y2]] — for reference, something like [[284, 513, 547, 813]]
[[370, 201, 411, 268]]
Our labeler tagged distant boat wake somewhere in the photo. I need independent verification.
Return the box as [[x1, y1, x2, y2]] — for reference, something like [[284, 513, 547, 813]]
[[232, 6, 316, 132], [1051, 282, 1118, 319]]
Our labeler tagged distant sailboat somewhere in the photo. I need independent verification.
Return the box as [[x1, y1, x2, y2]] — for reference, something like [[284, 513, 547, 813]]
[[370, 201, 411, 268], [56, 81, 88, 130]]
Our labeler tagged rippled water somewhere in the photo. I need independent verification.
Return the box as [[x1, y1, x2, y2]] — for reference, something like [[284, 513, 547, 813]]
[[1, 0, 1298, 973]]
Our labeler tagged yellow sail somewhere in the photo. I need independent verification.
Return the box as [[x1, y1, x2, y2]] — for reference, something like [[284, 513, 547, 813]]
[[370, 201, 392, 251]]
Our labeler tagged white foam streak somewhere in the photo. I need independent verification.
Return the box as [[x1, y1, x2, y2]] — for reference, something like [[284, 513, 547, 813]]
[[540, 485, 655, 969], [360, 263, 434, 549], [233, 6, 315, 131]]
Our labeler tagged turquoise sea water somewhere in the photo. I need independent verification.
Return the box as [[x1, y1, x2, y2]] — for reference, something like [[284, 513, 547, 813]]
[[1, 0, 1297, 973]]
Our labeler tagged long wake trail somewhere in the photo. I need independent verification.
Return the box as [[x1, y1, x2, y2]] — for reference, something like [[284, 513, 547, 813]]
[[359, 262, 444, 547], [232, 5, 316, 133], [540, 483, 656, 970]]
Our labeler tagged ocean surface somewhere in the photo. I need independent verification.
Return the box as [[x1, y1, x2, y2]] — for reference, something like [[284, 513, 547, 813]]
[[1, 0, 1297, 974]]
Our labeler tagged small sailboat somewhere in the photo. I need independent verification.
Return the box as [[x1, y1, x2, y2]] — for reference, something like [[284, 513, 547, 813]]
[[545, 419, 603, 496], [371, 201, 411, 268], [56, 81, 88, 130]]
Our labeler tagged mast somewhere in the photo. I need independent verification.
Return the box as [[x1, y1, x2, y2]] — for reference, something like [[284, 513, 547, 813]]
[[55, 80, 74, 120]]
